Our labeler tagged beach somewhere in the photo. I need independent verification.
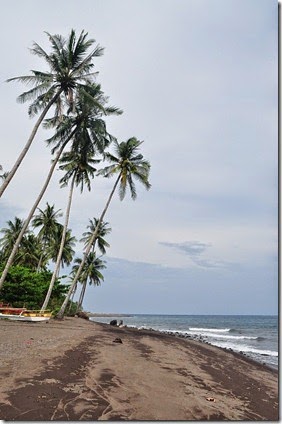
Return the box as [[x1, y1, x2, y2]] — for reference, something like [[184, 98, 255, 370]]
[[0, 317, 278, 421]]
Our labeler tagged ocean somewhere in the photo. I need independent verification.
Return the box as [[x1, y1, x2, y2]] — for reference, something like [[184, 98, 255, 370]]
[[90, 314, 278, 369]]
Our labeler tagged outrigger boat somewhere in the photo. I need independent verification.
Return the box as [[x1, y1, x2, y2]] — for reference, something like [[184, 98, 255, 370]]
[[0, 304, 52, 322]]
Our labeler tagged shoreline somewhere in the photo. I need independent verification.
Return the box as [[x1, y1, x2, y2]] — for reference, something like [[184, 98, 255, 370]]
[[96, 319, 278, 373], [89, 315, 278, 371], [0, 317, 278, 420], [135, 327, 278, 371]]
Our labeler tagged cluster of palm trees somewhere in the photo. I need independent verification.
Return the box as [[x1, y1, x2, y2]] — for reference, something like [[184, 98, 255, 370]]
[[0, 29, 151, 318], [0, 208, 72, 270], [0, 205, 108, 312]]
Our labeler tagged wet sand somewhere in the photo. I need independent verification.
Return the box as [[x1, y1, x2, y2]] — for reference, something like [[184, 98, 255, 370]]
[[0, 317, 278, 420]]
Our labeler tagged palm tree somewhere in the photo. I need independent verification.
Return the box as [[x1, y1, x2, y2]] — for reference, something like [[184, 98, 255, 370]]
[[56, 137, 151, 319], [0, 29, 104, 198], [74, 252, 106, 311], [16, 234, 42, 270], [41, 147, 98, 311], [32, 203, 63, 270], [75, 218, 111, 310], [0, 219, 40, 269], [44, 83, 122, 156], [81, 218, 111, 254], [0, 217, 26, 261], [48, 226, 76, 273]]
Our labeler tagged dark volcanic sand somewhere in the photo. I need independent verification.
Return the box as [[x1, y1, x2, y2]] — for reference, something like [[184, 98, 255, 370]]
[[0, 317, 278, 420]]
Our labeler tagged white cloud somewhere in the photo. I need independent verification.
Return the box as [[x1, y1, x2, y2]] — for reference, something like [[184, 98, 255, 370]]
[[159, 240, 229, 269]]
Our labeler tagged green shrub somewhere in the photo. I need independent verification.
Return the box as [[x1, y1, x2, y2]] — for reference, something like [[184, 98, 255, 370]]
[[0, 264, 69, 310]]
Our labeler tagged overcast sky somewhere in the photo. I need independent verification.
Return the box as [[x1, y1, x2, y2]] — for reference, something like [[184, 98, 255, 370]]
[[0, 0, 278, 315]]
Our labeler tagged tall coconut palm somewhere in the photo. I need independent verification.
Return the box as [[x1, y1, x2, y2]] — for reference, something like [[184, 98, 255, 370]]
[[74, 252, 106, 311], [75, 218, 111, 310], [41, 147, 99, 311], [32, 203, 63, 270], [0, 29, 104, 198], [56, 137, 151, 319]]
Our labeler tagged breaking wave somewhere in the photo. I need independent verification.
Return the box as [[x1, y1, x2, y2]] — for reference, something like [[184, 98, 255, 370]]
[[188, 327, 230, 333]]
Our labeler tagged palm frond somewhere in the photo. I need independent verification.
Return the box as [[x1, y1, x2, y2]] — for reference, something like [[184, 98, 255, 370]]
[[16, 81, 54, 104], [7, 73, 51, 86], [27, 87, 58, 117], [29, 41, 57, 72], [45, 32, 66, 57], [97, 163, 119, 178], [105, 105, 123, 116], [71, 30, 96, 67]]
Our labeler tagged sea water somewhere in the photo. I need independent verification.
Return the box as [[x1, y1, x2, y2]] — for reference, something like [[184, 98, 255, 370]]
[[90, 314, 278, 369]]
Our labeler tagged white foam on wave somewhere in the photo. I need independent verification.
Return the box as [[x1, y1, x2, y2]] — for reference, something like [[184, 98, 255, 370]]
[[198, 333, 258, 341], [159, 329, 260, 341], [211, 341, 278, 357], [188, 327, 230, 333], [186, 327, 262, 341]]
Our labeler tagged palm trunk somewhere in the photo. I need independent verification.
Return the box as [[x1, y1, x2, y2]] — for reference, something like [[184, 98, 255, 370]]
[[76, 280, 87, 312], [0, 141, 67, 290], [37, 238, 47, 272], [56, 173, 122, 319], [41, 177, 75, 311], [67, 282, 78, 314], [55, 263, 61, 279], [0, 90, 63, 198], [37, 248, 45, 272]]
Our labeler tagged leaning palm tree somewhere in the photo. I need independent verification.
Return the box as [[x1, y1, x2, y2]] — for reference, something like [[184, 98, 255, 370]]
[[41, 147, 99, 311], [32, 203, 63, 270], [0, 29, 104, 198], [56, 137, 151, 318], [74, 252, 106, 311]]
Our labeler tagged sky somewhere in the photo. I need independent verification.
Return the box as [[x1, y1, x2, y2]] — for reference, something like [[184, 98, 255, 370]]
[[0, 0, 278, 315]]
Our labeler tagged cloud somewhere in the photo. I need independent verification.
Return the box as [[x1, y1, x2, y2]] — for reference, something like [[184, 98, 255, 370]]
[[159, 241, 210, 256], [159, 240, 228, 269], [192, 257, 227, 269]]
